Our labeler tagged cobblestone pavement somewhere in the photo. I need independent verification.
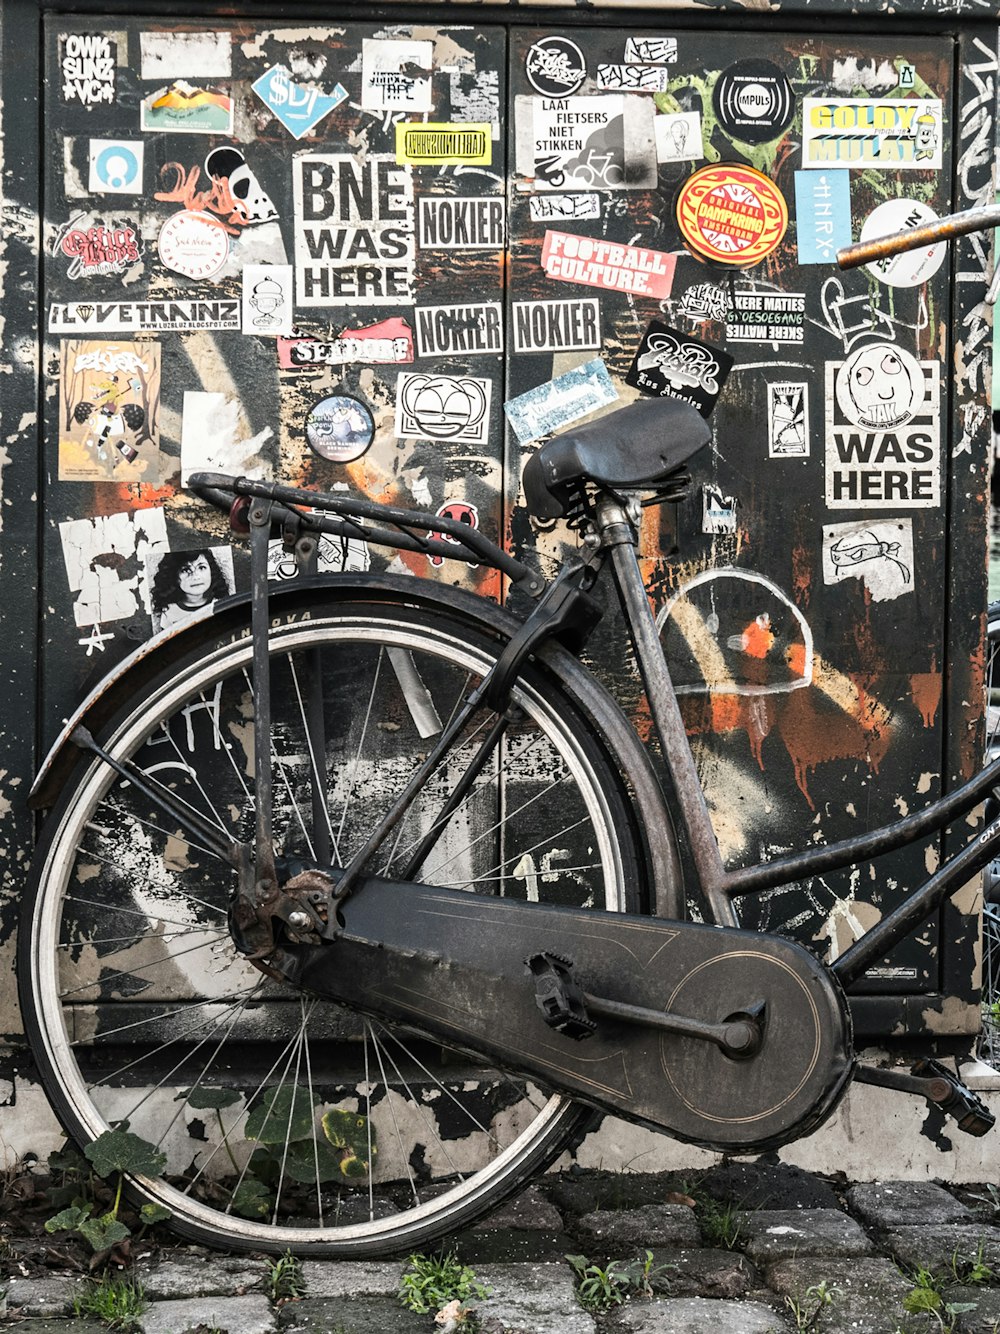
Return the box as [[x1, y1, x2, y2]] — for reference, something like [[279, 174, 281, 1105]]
[[4, 1164, 1000, 1332]]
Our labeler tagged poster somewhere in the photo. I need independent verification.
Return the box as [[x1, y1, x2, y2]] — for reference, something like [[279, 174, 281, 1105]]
[[58, 339, 162, 483]]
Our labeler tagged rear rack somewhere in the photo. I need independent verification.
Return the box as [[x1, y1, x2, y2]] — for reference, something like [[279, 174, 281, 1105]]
[[189, 472, 546, 597]]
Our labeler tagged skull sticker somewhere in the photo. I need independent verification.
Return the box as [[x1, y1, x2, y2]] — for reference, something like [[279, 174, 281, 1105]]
[[834, 342, 924, 429], [205, 147, 278, 225]]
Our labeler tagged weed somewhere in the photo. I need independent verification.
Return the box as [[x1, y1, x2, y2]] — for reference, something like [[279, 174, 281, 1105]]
[[784, 1280, 841, 1331], [902, 1265, 977, 1332], [398, 1251, 490, 1316], [967, 1182, 1000, 1219], [265, 1249, 306, 1303], [950, 1241, 995, 1285], [697, 1197, 745, 1250], [72, 1273, 147, 1327], [566, 1250, 673, 1312]]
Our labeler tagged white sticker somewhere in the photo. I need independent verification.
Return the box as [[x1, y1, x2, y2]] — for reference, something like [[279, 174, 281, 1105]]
[[624, 36, 678, 64], [361, 38, 433, 112], [60, 34, 116, 105], [515, 94, 657, 192], [528, 193, 601, 222], [825, 355, 940, 509], [145, 547, 235, 633], [417, 196, 505, 248], [180, 390, 273, 486], [241, 263, 294, 336], [415, 303, 503, 357], [859, 198, 946, 288], [768, 382, 809, 457], [726, 290, 805, 344], [702, 485, 738, 534], [596, 64, 669, 93], [504, 358, 617, 444], [88, 139, 144, 194], [49, 299, 240, 333], [293, 154, 414, 307], [395, 373, 492, 446], [654, 112, 703, 163], [59, 507, 168, 629], [512, 298, 601, 353], [822, 518, 914, 601], [139, 30, 231, 80], [157, 210, 230, 280]]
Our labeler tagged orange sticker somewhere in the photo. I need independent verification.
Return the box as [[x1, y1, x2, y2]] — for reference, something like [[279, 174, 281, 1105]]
[[676, 164, 788, 267]]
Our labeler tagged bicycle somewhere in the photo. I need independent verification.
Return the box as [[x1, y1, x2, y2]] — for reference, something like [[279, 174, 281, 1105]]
[[18, 206, 1000, 1258]]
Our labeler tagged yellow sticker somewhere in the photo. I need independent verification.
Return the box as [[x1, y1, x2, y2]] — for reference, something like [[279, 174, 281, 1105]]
[[395, 122, 492, 165]]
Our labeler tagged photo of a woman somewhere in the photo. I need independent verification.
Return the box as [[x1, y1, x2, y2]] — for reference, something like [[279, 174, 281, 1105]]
[[148, 548, 234, 633]]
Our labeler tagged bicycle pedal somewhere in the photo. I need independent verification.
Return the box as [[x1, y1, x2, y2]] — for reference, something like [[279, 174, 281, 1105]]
[[911, 1059, 996, 1137], [526, 952, 596, 1041]]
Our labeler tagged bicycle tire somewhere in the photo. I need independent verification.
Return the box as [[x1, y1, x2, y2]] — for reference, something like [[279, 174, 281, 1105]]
[[20, 576, 675, 1256]]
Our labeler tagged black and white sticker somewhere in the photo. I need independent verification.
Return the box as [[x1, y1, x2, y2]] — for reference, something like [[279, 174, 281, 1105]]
[[60, 34, 116, 105], [626, 320, 734, 416], [726, 289, 804, 343], [596, 64, 669, 93], [49, 299, 240, 333], [512, 298, 600, 353], [768, 382, 809, 457], [825, 352, 940, 508], [713, 60, 794, 144], [702, 485, 738, 534], [524, 36, 586, 97], [417, 196, 505, 249], [396, 372, 492, 445], [624, 37, 677, 64], [414, 302, 503, 357], [528, 193, 600, 222], [822, 518, 913, 602]]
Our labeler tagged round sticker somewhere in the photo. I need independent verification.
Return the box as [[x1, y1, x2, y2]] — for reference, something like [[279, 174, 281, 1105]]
[[713, 60, 795, 144], [157, 210, 229, 279], [835, 343, 925, 430], [859, 199, 946, 289], [676, 164, 788, 267], [525, 36, 586, 97], [94, 144, 140, 191], [305, 395, 375, 463]]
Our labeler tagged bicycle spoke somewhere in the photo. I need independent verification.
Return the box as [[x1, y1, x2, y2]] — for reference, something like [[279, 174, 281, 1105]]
[[367, 1020, 420, 1206], [58, 932, 229, 1000], [371, 1023, 465, 1182], [335, 648, 385, 854], [68, 985, 262, 1047]]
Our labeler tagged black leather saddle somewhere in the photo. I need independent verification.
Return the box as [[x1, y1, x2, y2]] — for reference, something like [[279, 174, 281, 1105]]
[[522, 396, 711, 519]]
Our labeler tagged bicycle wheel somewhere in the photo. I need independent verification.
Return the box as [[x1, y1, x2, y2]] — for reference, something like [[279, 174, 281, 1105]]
[[21, 578, 669, 1256]]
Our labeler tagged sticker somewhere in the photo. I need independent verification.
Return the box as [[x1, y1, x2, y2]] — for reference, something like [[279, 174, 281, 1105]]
[[58, 339, 161, 483], [713, 60, 794, 144], [654, 112, 703, 163], [822, 518, 913, 602], [679, 282, 728, 323], [529, 193, 600, 222], [417, 196, 505, 248], [139, 31, 231, 80], [541, 230, 676, 298], [512, 298, 601, 353], [89, 140, 144, 195], [157, 210, 230, 279], [768, 382, 809, 457], [625, 321, 734, 416], [702, 485, 738, 534], [292, 154, 415, 307], [396, 123, 491, 165], [899, 64, 916, 89], [269, 531, 370, 580], [525, 36, 586, 97], [60, 508, 168, 630], [60, 34, 116, 105], [362, 39, 433, 112], [251, 65, 348, 140], [146, 547, 236, 634], [277, 317, 414, 369], [801, 98, 943, 169], [516, 95, 656, 192], [429, 502, 479, 567], [726, 288, 805, 343], [156, 151, 278, 232], [825, 354, 940, 508], [180, 390, 273, 485], [415, 302, 503, 357], [305, 395, 375, 463], [624, 37, 677, 64], [449, 69, 500, 132], [140, 81, 234, 135], [55, 217, 143, 280], [596, 65, 669, 93], [396, 372, 492, 446], [676, 163, 788, 267], [49, 299, 240, 333], [859, 198, 946, 288], [242, 264, 294, 336], [503, 358, 617, 444], [793, 169, 852, 265]]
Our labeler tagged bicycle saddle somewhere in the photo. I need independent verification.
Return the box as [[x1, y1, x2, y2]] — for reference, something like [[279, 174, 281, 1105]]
[[522, 396, 712, 519]]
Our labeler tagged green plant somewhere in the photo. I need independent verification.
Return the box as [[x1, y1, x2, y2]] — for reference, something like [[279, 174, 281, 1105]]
[[72, 1273, 147, 1327], [949, 1241, 995, 1285], [566, 1250, 672, 1312], [966, 1182, 1000, 1219], [44, 1129, 170, 1257], [696, 1197, 745, 1250], [902, 1266, 977, 1332], [785, 1280, 841, 1331], [398, 1251, 490, 1315], [265, 1249, 306, 1303]]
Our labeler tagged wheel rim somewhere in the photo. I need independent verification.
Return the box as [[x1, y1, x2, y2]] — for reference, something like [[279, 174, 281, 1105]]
[[27, 610, 634, 1251]]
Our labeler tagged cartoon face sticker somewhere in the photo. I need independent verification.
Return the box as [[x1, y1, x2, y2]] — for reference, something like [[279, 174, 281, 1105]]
[[835, 343, 924, 429], [914, 111, 939, 162]]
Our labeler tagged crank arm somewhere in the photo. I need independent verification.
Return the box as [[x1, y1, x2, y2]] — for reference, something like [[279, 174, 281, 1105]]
[[855, 1059, 995, 1135], [584, 992, 766, 1058], [71, 724, 242, 866]]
